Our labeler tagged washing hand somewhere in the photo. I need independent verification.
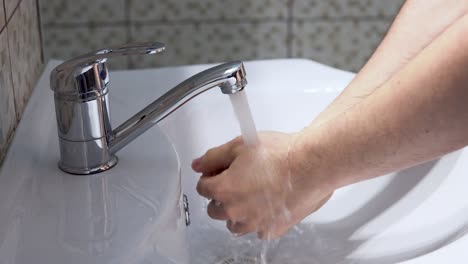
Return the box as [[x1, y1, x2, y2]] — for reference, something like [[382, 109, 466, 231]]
[[192, 131, 333, 239]]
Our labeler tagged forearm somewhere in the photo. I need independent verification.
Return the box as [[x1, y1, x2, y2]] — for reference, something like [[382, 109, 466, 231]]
[[312, 0, 468, 126], [294, 13, 468, 190]]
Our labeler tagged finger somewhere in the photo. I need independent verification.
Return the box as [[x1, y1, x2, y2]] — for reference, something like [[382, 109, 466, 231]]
[[207, 200, 228, 220], [196, 175, 219, 199], [227, 220, 257, 235], [196, 173, 229, 201], [192, 137, 241, 173]]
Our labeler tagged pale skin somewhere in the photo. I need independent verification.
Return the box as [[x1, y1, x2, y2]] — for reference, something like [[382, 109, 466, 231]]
[[192, 0, 468, 239]]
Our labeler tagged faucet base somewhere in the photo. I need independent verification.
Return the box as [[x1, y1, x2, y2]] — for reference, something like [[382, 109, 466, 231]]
[[58, 155, 118, 175]]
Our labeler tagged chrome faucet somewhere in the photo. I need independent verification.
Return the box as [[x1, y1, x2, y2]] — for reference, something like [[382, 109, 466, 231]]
[[50, 42, 247, 175]]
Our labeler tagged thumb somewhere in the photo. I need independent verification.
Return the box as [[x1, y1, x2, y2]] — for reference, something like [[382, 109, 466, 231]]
[[192, 137, 241, 174]]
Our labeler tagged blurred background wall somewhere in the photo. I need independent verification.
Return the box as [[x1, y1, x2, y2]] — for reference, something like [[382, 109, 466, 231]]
[[40, 0, 405, 72], [0, 0, 406, 165]]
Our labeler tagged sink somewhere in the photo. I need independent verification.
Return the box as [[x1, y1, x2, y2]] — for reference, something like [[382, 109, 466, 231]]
[[147, 60, 468, 263], [1, 59, 468, 263]]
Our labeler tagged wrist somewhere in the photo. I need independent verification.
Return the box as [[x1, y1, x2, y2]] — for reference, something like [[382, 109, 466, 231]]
[[287, 127, 343, 192]]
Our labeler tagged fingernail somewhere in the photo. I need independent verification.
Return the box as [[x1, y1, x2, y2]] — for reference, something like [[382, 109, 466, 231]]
[[192, 157, 202, 171]]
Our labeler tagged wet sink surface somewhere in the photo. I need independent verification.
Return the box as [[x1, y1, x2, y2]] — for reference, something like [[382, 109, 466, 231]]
[[0, 61, 187, 264], [149, 60, 468, 264], [1, 59, 468, 263]]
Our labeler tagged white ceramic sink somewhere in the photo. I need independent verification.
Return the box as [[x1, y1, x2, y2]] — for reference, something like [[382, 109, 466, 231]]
[[152, 60, 468, 264], [1, 59, 468, 263]]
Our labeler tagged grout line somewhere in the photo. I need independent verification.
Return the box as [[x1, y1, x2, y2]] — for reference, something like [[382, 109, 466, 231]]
[[5, 0, 22, 25], [44, 18, 288, 28], [36, 0, 44, 63], [0, 0, 7, 34], [295, 16, 396, 22], [125, 0, 132, 69], [127, 16, 290, 25], [5, 3, 19, 124], [44, 21, 127, 28], [43, 15, 395, 29], [0, 0, 15, 167], [286, 0, 294, 58]]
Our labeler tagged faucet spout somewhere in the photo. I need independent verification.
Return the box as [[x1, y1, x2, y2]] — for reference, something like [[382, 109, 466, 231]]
[[108, 61, 247, 154]]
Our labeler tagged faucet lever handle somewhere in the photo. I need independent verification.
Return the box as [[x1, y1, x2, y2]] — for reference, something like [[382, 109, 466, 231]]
[[88, 42, 166, 60], [50, 42, 165, 97], [56, 42, 165, 71]]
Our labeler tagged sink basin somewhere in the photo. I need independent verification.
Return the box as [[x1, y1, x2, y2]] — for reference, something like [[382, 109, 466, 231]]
[[1, 59, 468, 263]]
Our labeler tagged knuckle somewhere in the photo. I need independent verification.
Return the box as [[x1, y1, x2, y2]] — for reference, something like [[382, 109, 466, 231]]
[[195, 181, 203, 195], [224, 206, 239, 219], [232, 136, 243, 145], [226, 222, 236, 233], [226, 138, 242, 156], [227, 221, 256, 235], [243, 224, 257, 233], [240, 222, 256, 234], [198, 179, 228, 201], [207, 199, 229, 220], [212, 183, 228, 200], [227, 220, 240, 233], [205, 148, 216, 159], [196, 180, 210, 197], [232, 145, 243, 156], [207, 204, 217, 219]]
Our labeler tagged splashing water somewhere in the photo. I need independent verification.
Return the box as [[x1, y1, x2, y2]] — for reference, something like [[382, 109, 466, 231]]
[[190, 88, 324, 264], [228, 89, 279, 264]]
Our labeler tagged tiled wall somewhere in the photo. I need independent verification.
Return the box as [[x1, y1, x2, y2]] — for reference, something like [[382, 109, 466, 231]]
[[0, 1, 405, 166], [41, 0, 405, 71], [0, 0, 44, 165]]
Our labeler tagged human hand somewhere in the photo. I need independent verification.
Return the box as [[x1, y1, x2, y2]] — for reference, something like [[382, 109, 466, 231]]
[[192, 131, 333, 239]]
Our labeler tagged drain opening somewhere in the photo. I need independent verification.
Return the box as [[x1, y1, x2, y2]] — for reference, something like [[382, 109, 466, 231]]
[[216, 256, 257, 264]]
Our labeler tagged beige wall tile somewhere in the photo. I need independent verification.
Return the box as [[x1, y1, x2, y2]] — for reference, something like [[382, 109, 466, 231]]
[[0, 28, 16, 163], [130, 0, 288, 22], [4, 0, 20, 20], [43, 26, 128, 69], [292, 20, 391, 72], [8, 0, 43, 119], [39, 0, 126, 24], [130, 22, 288, 69], [294, 0, 405, 18]]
